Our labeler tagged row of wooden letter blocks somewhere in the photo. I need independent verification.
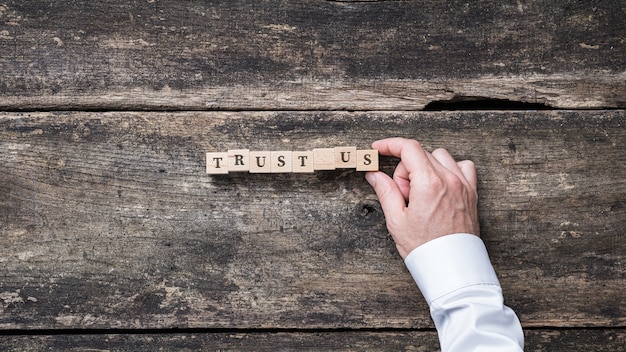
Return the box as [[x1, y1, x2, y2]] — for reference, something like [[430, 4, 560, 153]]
[[206, 147, 379, 174]]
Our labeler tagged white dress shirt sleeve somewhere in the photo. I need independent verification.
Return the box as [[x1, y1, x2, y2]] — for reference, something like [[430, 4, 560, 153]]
[[404, 233, 524, 352]]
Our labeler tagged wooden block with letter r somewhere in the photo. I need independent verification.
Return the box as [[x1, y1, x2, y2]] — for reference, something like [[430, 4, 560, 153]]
[[228, 149, 250, 172]]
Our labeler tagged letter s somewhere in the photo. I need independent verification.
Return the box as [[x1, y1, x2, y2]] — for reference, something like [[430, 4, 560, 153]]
[[363, 154, 372, 165]]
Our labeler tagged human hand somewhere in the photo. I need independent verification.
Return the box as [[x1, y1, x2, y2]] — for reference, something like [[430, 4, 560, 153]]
[[365, 138, 480, 259]]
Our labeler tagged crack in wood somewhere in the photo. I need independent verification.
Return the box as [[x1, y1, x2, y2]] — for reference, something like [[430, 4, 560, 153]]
[[423, 96, 555, 111]]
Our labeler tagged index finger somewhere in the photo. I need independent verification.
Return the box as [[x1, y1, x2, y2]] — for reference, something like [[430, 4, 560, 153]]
[[372, 138, 433, 178]]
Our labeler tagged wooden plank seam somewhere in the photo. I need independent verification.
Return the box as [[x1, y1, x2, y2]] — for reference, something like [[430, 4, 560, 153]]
[[207, 147, 378, 174]]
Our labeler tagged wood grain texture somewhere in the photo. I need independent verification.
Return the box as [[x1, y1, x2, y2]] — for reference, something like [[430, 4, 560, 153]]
[[1, 110, 624, 331], [0, 0, 624, 110], [0, 329, 625, 351]]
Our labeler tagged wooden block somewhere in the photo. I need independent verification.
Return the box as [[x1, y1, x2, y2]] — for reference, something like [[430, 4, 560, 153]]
[[313, 148, 336, 170], [249, 151, 272, 173], [334, 146, 357, 169], [292, 151, 314, 173], [356, 149, 379, 171], [206, 152, 229, 174], [271, 151, 293, 173], [227, 149, 250, 172]]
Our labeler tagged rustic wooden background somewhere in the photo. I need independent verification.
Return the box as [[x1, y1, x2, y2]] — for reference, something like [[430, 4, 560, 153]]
[[1, 1, 624, 350]]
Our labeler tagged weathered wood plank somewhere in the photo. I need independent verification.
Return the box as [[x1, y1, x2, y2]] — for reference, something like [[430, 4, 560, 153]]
[[0, 329, 625, 351], [1, 111, 624, 330], [0, 1, 624, 110]]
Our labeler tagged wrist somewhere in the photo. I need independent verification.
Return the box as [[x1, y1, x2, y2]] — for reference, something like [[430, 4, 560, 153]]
[[404, 233, 499, 304]]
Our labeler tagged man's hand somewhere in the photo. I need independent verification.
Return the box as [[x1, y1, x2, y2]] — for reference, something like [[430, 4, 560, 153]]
[[365, 138, 480, 259]]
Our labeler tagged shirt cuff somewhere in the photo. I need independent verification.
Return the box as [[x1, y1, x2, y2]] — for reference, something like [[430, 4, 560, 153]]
[[404, 233, 500, 305]]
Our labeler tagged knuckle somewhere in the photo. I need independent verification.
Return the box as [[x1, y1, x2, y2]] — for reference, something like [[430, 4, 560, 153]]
[[447, 173, 464, 189], [406, 139, 422, 150], [426, 172, 446, 190]]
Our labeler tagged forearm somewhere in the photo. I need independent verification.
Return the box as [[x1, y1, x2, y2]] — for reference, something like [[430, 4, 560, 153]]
[[404, 234, 524, 352]]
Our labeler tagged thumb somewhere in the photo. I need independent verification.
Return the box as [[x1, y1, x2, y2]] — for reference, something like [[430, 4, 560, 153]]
[[365, 171, 406, 218]]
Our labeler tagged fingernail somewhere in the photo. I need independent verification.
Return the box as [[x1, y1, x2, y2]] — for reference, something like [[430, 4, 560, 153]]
[[365, 172, 376, 187]]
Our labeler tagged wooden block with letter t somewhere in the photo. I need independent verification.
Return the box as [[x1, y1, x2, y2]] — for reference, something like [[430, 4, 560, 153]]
[[206, 152, 229, 174], [292, 151, 314, 173]]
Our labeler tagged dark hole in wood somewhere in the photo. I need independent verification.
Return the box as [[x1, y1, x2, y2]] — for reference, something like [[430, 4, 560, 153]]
[[423, 96, 554, 111], [361, 204, 376, 217]]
